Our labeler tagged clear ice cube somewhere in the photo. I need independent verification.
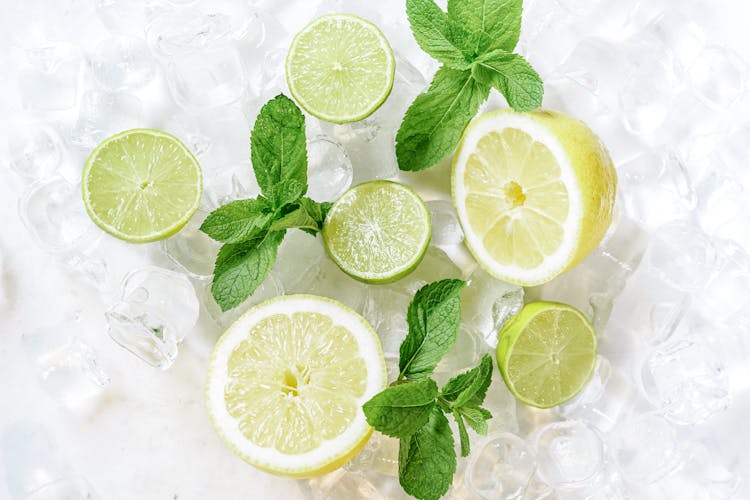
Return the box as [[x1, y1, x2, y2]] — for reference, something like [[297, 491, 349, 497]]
[[640, 336, 731, 425], [19, 45, 81, 111], [425, 199, 464, 247], [306, 136, 353, 202], [106, 266, 200, 369], [95, 0, 147, 36], [308, 469, 384, 500], [273, 231, 327, 291], [70, 90, 145, 149], [202, 161, 261, 210], [201, 272, 284, 328], [462, 267, 523, 348], [296, 258, 368, 314], [166, 44, 247, 110], [689, 46, 747, 110], [6, 121, 63, 182], [18, 177, 98, 254], [614, 412, 682, 484], [466, 432, 536, 500], [22, 322, 110, 409], [533, 420, 606, 489], [146, 8, 233, 58], [160, 209, 220, 280], [89, 36, 156, 92], [696, 175, 750, 248]]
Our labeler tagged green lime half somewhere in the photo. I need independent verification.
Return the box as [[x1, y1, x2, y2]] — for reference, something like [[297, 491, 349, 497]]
[[286, 14, 395, 123], [496, 301, 597, 409], [82, 128, 202, 243], [322, 181, 431, 284]]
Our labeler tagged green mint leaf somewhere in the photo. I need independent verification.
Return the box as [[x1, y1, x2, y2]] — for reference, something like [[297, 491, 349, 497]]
[[452, 410, 471, 457], [269, 197, 329, 235], [406, 0, 472, 70], [399, 279, 466, 380], [456, 28, 493, 61], [362, 379, 438, 438], [471, 50, 543, 111], [396, 66, 490, 171], [250, 94, 307, 207], [200, 198, 273, 243], [461, 406, 491, 435], [399, 406, 456, 500], [211, 231, 285, 311], [440, 354, 494, 408], [447, 0, 522, 52]]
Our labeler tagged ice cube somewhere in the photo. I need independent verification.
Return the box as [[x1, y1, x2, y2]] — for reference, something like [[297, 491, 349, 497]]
[[306, 136, 353, 202], [434, 326, 488, 378], [22, 322, 110, 409], [533, 420, 605, 489], [247, 47, 287, 100], [163, 106, 251, 172], [295, 258, 368, 314], [95, 0, 147, 36], [698, 241, 750, 324], [18, 177, 98, 254], [89, 36, 156, 92], [19, 44, 81, 111], [461, 268, 523, 348], [638, 10, 706, 73], [695, 175, 750, 248], [614, 412, 682, 484], [106, 266, 200, 368], [308, 469, 383, 500], [145, 5, 238, 58], [362, 286, 410, 358], [689, 46, 747, 110], [640, 336, 731, 425], [70, 90, 145, 149], [644, 222, 717, 293], [25, 477, 100, 500], [6, 121, 63, 182], [160, 209, 220, 280], [166, 44, 247, 110], [465, 432, 536, 500], [425, 199, 464, 247], [202, 161, 261, 210], [273, 231, 327, 292]]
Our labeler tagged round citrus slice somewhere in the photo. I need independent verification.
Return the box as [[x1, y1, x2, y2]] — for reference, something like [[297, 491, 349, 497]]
[[206, 295, 387, 477], [496, 301, 597, 409], [82, 128, 202, 243], [322, 180, 431, 284], [452, 109, 616, 286], [286, 14, 395, 123]]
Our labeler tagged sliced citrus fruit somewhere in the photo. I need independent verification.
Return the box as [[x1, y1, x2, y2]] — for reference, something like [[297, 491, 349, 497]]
[[206, 294, 387, 477], [496, 301, 597, 409], [82, 128, 202, 243], [286, 14, 395, 123], [322, 180, 431, 284], [452, 109, 616, 286]]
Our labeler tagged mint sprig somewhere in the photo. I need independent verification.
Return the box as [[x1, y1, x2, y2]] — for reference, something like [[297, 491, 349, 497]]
[[362, 279, 495, 500], [397, 0, 543, 171], [200, 94, 329, 311]]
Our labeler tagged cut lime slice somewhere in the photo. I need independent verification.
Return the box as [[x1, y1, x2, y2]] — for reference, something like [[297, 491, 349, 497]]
[[452, 109, 616, 286], [322, 181, 431, 284], [206, 294, 387, 477], [286, 14, 395, 123], [82, 128, 202, 243], [496, 301, 597, 409]]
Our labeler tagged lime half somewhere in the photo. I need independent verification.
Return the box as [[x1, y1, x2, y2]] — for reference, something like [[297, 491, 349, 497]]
[[323, 181, 431, 284], [496, 301, 597, 409], [82, 128, 202, 243], [206, 294, 387, 477], [286, 14, 395, 123]]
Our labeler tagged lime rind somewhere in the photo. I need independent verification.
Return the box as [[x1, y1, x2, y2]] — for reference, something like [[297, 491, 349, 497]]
[[322, 180, 431, 284], [496, 301, 597, 409], [81, 128, 202, 243], [206, 294, 387, 478], [286, 14, 395, 124]]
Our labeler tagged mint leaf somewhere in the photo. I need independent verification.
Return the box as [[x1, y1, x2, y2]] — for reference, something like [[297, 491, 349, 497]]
[[250, 94, 307, 208], [471, 50, 543, 111], [200, 198, 273, 243], [406, 0, 472, 70], [440, 354, 494, 408], [447, 0, 522, 52], [399, 407, 456, 500], [363, 379, 438, 438], [396, 67, 489, 171], [399, 279, 466, 380], [211, 231, 284, 311], [453, 410, 471, 457], [461, 406, 491, 435], [270, 198, 330, 235]]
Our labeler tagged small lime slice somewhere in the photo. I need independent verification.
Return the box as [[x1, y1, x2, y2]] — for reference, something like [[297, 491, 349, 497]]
[[286, 14, 395, 123], [82, 128, 202, 243], [322, 181, 431, 284], [496, 301, 597, 409], [206, 294, 387, 477]]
